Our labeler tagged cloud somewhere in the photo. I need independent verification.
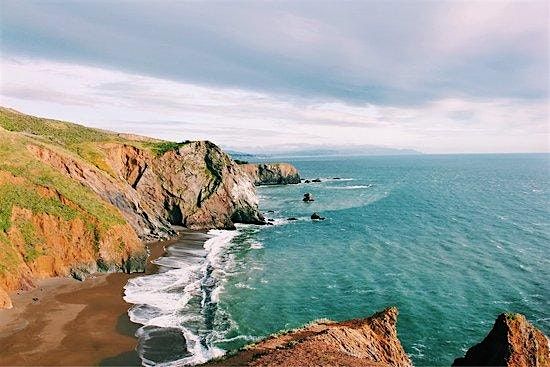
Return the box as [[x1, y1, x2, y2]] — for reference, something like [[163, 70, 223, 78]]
[[1, 58, 547, 153], [1, 1, 547, 104]]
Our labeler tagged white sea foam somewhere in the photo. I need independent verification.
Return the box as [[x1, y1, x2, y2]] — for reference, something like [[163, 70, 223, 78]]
[[124, 229, 239, 366], [250, 242, 264, 249], [326, 184, 373, 190]]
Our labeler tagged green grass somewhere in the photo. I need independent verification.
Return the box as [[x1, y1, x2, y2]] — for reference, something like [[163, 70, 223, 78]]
[[0, 183, 78, 232], [147, 141, 191, 156], [0, 109, 111, 146], [16, 219, 45, 262], [0, 107, 190, 167]]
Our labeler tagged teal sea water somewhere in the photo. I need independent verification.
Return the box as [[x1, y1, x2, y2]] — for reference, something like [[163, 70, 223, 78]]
[[126, 153, 549, 366]]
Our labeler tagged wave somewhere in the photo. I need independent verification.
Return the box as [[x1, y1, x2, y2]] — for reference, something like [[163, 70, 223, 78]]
[[326, 184, 373, 190], [124, 230, 238, 366], [250, 242, 264, 249]]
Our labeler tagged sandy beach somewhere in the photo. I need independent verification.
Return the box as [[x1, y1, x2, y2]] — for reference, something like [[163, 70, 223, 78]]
[[0, 234, 187, 366]]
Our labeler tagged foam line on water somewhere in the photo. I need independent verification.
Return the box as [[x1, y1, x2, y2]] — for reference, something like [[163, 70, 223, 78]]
[[124, 230, 239, 366]]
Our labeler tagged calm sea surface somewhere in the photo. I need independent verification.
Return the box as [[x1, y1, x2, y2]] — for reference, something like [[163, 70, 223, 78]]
[[126, 154, 550, 366]]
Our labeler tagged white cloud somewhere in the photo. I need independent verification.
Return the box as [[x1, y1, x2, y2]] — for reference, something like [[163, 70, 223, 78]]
[[1, 57, 548, 153]]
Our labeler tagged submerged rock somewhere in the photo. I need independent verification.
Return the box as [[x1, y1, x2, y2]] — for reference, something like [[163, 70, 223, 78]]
[[287, 217, 298, 221], [304, 179, 311, 183], [453, 312, 550, 367], [312, 178, 322, 183], [208, 307, 412, 367]]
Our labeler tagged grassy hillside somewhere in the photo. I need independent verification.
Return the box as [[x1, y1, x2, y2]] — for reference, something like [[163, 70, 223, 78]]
[[0, 108, 163, 297], [0, 107, 187, 171]]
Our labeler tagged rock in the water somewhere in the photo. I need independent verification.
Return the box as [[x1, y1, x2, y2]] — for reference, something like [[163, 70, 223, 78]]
[[304, 180, 311, 183], [333, 177, 341, 180], [208, 307, 412, 367], [287, 217, 298, 221], [311, 212, 325, 220], [241, 163, 301, 185], [453, 312, 550, 367], [303, 193, 314, 202], [312, 178, 322, 182]]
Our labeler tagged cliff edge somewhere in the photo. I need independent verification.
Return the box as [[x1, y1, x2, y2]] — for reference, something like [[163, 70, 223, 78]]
[[453, 312, 550, 367], [209, 307, 412, 367]]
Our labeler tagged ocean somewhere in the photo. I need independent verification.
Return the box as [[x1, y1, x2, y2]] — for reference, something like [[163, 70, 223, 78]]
[[124, 153, 550, 366]]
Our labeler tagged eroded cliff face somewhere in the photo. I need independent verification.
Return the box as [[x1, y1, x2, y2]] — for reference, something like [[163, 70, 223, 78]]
[[0, 170, 145, 309], [453, 313, 550, 367], [0, 107, 265, 309], [241, 163, 300, 186], [211, 307, 412, 367], [29, 141, 265, 238]]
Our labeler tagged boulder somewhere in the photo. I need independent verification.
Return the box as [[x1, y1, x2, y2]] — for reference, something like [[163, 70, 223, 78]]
[[311, 212, 325, 220]]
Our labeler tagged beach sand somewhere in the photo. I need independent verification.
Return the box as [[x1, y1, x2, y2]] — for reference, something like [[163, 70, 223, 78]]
[[0, 234, 182, 366]]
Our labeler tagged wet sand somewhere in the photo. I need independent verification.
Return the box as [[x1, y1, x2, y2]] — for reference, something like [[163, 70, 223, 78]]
[[0, 233, 192, 366]]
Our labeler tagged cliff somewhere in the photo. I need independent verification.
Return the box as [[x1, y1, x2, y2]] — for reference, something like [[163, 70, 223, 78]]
[[210, 307, 412, 367], [0, 107, 264, 308], [453, 312, 550, 367], [241, 163, 300, 185]]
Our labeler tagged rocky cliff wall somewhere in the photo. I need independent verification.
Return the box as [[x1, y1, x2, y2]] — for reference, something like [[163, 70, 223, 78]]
[[241, 163, 300, 185], [30, 141, 265, 237]]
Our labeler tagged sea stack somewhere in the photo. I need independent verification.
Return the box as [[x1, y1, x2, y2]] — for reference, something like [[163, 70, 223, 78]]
[[453, 312, 550, 367], [303, 193, 314, 202], [311, 212, 325, 220]]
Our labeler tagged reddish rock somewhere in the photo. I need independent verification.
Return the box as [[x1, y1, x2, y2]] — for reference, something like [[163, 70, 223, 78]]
[[453, 313, 550, 367], [209, 307, 412, 367]]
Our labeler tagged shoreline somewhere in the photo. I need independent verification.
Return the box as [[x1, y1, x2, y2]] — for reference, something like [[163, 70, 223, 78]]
[[0, 232, 190, 366]]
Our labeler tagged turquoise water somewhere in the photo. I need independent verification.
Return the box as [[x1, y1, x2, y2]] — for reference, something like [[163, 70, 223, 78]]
[[213, 154, 549, 365]]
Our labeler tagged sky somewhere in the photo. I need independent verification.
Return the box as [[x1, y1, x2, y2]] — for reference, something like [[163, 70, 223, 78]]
[[0, 0, 548, 154]]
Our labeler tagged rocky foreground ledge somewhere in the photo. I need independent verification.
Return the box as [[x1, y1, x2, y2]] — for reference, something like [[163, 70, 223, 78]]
[[208, 307, 412, 367], [208, 308, 549, 367]]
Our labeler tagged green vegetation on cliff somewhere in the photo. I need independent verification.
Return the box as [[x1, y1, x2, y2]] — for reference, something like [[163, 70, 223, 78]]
[[0, 107, 150, 288]]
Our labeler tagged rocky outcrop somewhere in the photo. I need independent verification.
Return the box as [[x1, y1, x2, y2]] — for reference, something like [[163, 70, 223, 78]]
[[210, 307, 412, 367], [453, 313, 550, 367], [28, 141, 265, 238], [241, 163, 300, 185]]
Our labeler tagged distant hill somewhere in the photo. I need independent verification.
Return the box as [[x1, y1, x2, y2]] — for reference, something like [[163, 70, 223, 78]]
[[227, 145, 421, 160]]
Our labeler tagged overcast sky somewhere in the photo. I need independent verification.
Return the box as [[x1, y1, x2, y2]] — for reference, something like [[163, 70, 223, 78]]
[[1, 1, 548, 153]]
